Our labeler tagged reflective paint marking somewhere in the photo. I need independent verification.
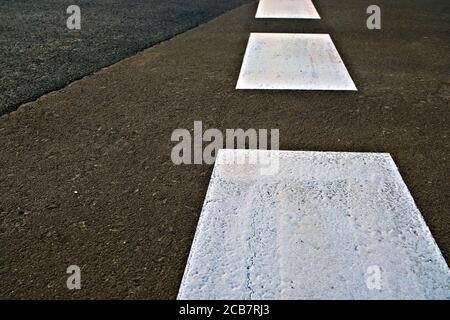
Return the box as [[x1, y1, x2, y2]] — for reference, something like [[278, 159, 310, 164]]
[[178, 150, 450, 299], [236, 33, 357, 91], [256, 0, 320, 19]]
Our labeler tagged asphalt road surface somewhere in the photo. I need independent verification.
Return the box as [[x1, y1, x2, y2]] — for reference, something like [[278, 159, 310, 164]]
[[0, 0, 252, 115], [0, 0, 449, 299]]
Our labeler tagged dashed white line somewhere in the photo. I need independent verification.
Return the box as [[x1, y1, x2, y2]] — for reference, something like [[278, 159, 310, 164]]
[[256, 0, 320, 19], [236, 33, 357, 91], [178, 149, 450, 299]]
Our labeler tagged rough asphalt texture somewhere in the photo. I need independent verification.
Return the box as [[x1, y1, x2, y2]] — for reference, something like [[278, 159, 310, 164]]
[[0, 0, 449, 299], [0, 0, 252, 115]]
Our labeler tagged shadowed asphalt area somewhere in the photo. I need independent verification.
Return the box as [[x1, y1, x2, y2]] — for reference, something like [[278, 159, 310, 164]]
[[0, 0, 449, 299], [0, 0, 252, 115]]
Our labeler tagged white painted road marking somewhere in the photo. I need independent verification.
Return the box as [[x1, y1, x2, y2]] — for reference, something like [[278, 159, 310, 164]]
[[256, 0, 320, 19], [178, 150, 450, 299], [236, 33, 357, 91]]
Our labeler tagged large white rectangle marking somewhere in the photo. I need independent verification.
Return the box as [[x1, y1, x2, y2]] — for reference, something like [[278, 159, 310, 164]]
[[256, 0, 320, 19], [236, 33, 357, 91], [178, 150, 450, 299]]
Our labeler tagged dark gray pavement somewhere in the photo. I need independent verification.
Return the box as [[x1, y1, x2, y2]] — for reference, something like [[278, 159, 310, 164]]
[[0, 0, 252, 115], [0, 0, 449, 299]]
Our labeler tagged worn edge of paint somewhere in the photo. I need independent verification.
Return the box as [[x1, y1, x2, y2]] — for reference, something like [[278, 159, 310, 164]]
[[383, 153, 450, 269], [177, 149, 225, 300], [325, 34, 358, 91]]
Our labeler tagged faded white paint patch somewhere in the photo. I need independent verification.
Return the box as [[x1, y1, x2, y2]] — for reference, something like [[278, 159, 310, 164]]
[[256, 0, 320, 19], [236, 33, 357, 91], [178, 150, 450, 300]]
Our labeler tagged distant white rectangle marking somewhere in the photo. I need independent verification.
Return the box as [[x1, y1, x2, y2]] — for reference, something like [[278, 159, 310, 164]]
[[256, 0, 320, 19], [236, 33, 357, 91], [178, 150, 450, 299]]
